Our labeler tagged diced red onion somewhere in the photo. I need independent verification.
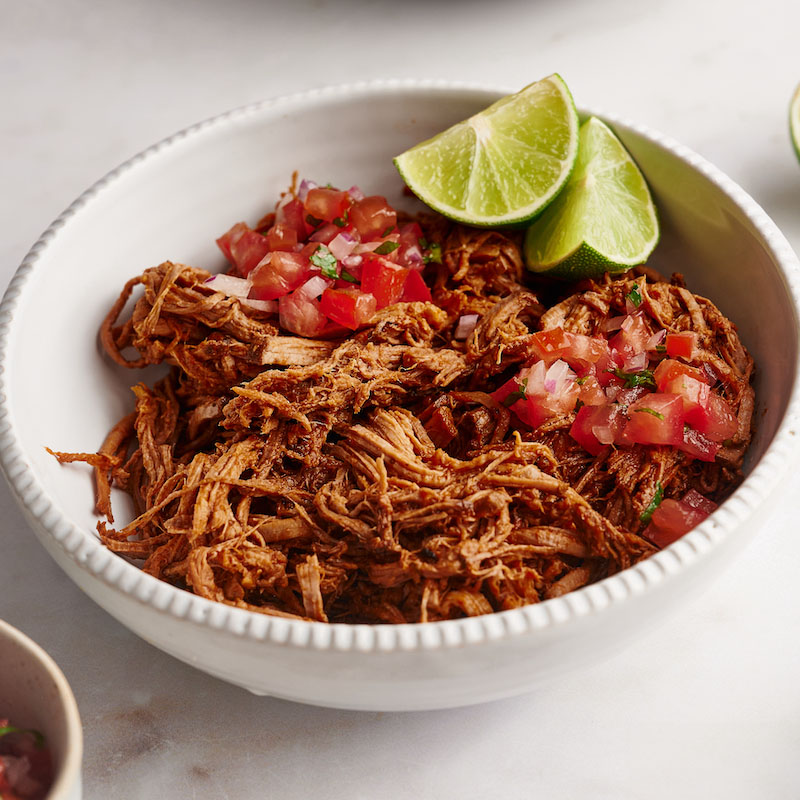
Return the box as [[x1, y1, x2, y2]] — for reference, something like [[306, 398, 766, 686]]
[[402, 244, 424, 268], [205, 273, 253, 298], [298, 179, 318, 202], [297, 275, 332, 299], [592, 424, 616, 445], [526, 361, 547, 396], [239, 298, 278, 313], [623, 351, 648, 372], [647, 329, 666, 350], [605, 384, 621, 402], [310, 223, 340, 243], [347, 185, 365, 201], [620, 314, 636, 332], [544, 359, 576, 395], [601, 315, 627, 333], [353, 240, 383, 254], [328, 231, 357, 261], [454, 314, 479, 340], [342, 254, 363, 268]]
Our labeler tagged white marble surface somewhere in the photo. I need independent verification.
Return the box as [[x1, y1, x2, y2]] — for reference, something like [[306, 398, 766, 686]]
[[2, 0, 800, 797]]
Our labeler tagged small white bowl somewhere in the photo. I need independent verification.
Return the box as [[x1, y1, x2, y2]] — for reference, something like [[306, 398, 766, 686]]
[[1, 81, 799, 710], [0, 620, 82, 799]]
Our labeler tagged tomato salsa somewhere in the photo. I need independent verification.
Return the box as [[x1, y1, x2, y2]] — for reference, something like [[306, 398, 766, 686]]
[[0, 721, 53, 800], [214, 180, 436, 337], [490, 289, 739, 547]]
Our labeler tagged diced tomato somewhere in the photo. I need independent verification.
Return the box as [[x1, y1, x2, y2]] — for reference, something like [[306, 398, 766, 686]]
[[360, 256, 409, 309], [275, 197, 310, 240], [349, 196, 396, 241], [577, 376, 606, 406], [216, 223, 271, 277], [320, 288, 377, 329], [528, 328, 571, 363], [646, 497, 710, 548], [682, 489, 718, 515], [0, 768, 14, 801], [608, 313, 650, 367], [660, 369, 711, 417], [679, 426, 719, 461], [396, 222, 425, 268], [686, 392, 738, 442], [491, 375, 524, 406], [653, 359, 707, 392], [614, 386, 650, 407], [400, 269, 432, 303], [278, 290, 328, 337], [309, 222, 341, 245], [265, 223, 298, 252], [569, 403, 626, 456], [623, 394, 684, 446], [216, 221, 244, 262], [665, 331, 698, 359], [565, 332, 612, 373], [304, 188, 350, 223], [249, 252, 309, 300], [490, 375, 532, 426]]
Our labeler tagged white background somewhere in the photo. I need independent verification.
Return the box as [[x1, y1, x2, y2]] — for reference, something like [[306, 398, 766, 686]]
[[2, 1, 800, 797]]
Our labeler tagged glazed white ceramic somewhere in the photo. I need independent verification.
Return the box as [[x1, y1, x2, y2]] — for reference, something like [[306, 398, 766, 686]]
[[0, 620, 83, 799], [1, 81, 799, 711]]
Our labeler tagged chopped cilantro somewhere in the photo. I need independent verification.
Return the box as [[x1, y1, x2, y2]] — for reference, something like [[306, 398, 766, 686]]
[[423, 242, 443, 264], [640, 481, 664, 523], [310, 245, 339, 279], [0, 726, 45, 748], [502, 379, 528, 407], [575, 376, 588, 385], [610, 368, 656, 389], [333, 216, 347, 228], [340, 268, 359, 284], [633, 406, 664, 419], [305, 213, 323, 227], [374, 241, 400, 255], [381, 225, 395, 237], [655, 344, 667, 353], [627, 284, 643, 307]]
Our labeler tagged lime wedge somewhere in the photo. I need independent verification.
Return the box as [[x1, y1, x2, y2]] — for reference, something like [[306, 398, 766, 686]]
[[393, 75, 579, 227], [523, 116, 659, 279], [791, 83, 800, 162]]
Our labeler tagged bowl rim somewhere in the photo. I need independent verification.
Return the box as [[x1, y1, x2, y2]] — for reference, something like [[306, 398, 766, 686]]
[[2, 78, 800, 655], [0, 618, 83, 799]]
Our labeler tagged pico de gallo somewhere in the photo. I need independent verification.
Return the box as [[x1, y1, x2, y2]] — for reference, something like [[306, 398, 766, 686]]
[[491, 283, 739, 547], [212, 179, 437, 337], [0, 721, 53, 800]]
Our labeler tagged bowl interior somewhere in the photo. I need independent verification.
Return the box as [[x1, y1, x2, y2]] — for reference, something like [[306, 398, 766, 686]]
[[4, 84, 798, 582]]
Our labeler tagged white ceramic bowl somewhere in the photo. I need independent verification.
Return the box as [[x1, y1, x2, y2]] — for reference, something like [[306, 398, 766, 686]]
[[2, 81, 799, 711], [0, 619, 83, 799]]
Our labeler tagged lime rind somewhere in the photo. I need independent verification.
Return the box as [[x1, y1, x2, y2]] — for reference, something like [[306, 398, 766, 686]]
[[524, 116, 659, 278], [393, 74, 580, 227], [791, 83, 800, 163]]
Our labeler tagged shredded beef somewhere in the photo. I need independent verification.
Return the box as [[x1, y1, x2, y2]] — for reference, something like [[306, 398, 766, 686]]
[[53, 220, 755, 623]]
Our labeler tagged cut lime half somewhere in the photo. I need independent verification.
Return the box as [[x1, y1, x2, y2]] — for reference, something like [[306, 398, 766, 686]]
[[393, 75, 580, 227], [523, 116, 659, 279], [791, 83, 800, 162]]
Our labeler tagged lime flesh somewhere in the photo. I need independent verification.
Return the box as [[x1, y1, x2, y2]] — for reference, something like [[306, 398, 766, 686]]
[[393, 75, 579, 227], [523, 116, 659, 279]]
